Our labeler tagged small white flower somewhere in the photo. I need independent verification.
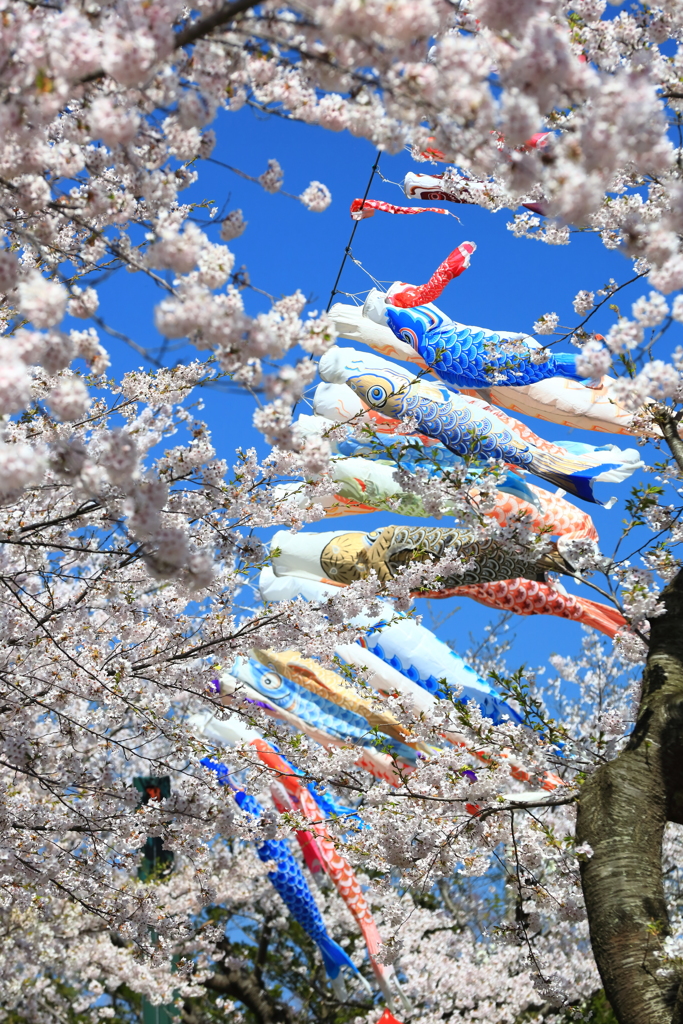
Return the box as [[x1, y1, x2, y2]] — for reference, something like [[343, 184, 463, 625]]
[[533, 312, 559, 335], [573, 290, 595, 316], [17, 272, 67, 329], [631, 291, 668, 326], [605, 319, 644, 353], [47, 377, 91, 422], [220, 209, 247, 241], [0, 358, 31, 414], [68, 285, 99, 319], [299, 181, 332, 212], [575, 339, 611, 379], [258, 158, 283, 194]]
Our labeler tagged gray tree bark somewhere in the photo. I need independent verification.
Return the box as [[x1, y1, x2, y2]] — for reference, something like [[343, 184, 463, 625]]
[[577, 557, 683, 1024]]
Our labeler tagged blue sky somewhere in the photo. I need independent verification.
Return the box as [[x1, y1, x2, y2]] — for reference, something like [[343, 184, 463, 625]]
[[93, 105, 680, 679]]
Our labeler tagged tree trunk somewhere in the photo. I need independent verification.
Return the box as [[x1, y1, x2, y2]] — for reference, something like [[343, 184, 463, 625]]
[[577, 568, 683, 1024], [204, 965, 299, 1024]]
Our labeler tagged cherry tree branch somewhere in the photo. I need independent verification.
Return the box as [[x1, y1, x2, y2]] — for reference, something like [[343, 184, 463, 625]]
[[174, 0, 262, 49], [654, 406, 683, 474]]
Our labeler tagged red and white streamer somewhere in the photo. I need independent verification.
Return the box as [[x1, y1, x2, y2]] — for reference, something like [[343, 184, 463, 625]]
[[388, 241, 476, 307], [349, 197, 452, 220]]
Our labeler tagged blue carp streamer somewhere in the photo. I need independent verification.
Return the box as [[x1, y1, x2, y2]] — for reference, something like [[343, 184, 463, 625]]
[[201, 758, 359, 981], [319, 346, 640, 504], [333, 429, 540, 508], [258, 570, 522, 728], [233, 656, 420, 765], [382, 300, 586, 389], [358, 618, 522, 726]]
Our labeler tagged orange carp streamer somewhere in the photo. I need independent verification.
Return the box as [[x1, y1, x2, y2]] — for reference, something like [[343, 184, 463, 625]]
[[419, 577, 625, 638], [251, 740, 402, 1007], [483, 482, 598, 541]]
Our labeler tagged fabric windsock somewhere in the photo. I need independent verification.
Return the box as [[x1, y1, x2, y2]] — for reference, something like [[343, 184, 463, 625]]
[[258, 568, 521, 724], [363, 290, 593, 389], [294, 409, 542, 510], [417, 578, 626, 639], [383, 242, 475, 308], [200, 758, 362, 994], [318, 345, 643, 504], [269, 524, 566, 590], [328, 301, 645, 438]]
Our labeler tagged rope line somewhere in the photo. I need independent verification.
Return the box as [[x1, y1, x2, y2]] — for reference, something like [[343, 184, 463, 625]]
[[325, 151, 381, 312], [376, 169, 403, 187], [346, 257, 385, 293]]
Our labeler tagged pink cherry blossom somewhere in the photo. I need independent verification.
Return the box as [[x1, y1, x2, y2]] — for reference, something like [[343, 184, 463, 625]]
[[47, 376, 91, 421], [0, 2, 679, 1019]]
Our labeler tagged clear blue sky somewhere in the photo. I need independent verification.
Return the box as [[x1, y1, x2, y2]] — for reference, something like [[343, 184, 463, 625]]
[[92, 106, 679, 677]]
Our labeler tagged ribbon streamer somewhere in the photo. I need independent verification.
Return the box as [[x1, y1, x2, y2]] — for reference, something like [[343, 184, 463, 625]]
[[327, 301, 644, 437], [255, 571, 562, 790], [350, 197, 452, 220], [214, 670, 418, 786], [201, 757, 362, 996], [194, 721, 407, 1010], [422, 578, 625, 638], [276, 445, 599, 540], [255, 742, 409, 1012], [365, 291, 587, 388]]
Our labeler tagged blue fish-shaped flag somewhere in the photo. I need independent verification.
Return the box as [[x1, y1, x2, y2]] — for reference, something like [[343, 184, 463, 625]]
[[318, 346, 642, 505], [201, 758, 361, 985], [369, 294, 588, 389], [258, 569, 523, 728], [357, 617, 522, 727], [332, 429, 540, 508], [232, 657, 420, 765]]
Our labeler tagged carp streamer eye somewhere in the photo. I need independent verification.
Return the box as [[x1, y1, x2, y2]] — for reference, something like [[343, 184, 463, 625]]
[[399, 327, 419, 347], [367, 384, 387, 406], [259, 671, 283, 691]]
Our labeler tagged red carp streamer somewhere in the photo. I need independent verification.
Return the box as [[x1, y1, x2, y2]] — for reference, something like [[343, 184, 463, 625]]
[[418, 131, 551, 161], [377, 1012, 404, 1024], [251, 740, 400, 1006], [522, 131, 552, 150], [388, 241, 476, 307], [349, 197, 452, 219], [418, 578, 625, 638]]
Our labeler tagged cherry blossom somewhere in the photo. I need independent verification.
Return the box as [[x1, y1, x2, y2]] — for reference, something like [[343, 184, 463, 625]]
[[0, 1, 682, 1020]]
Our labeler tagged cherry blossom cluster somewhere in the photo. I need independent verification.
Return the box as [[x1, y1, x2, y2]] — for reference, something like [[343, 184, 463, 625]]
[[1, 0, 683, 1019]]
